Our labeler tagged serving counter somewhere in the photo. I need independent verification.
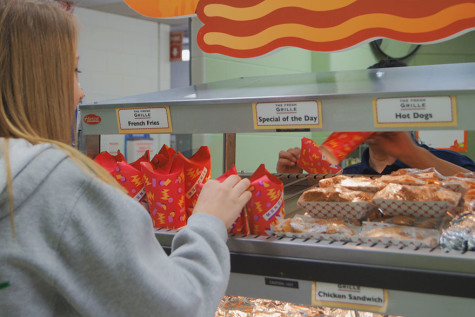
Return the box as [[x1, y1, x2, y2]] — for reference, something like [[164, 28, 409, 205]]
[[78, 63, 475, 317], [153, 173, 475, 317]]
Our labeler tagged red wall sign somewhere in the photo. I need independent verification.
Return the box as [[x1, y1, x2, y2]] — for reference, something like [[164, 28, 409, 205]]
[[170, 31, 183, 62]]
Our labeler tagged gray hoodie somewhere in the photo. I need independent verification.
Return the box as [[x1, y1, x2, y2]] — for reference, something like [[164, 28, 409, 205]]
[[0, 138, 229, 316]]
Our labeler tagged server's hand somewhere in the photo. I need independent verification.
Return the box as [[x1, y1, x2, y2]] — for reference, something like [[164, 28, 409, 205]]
[[276, 147, 303, 173], [366, 131, 471, 176], [365, 132, 418, 159], [193, 175, 251, 228]]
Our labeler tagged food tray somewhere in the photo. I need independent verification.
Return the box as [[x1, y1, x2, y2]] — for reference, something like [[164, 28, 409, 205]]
[[372, 199, 454, 218], [269, 226, 359, 242], [297, 200, 376, 220]]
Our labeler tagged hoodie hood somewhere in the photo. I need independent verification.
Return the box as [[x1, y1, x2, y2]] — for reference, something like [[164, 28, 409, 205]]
[[0, 138, 67, 220]]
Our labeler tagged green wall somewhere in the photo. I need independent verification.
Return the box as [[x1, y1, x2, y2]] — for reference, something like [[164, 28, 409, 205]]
[[199, 47, 315, 177], [205, 47, 312, 82]]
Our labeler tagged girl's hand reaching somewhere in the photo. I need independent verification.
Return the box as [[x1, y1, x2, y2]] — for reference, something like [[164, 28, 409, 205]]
[[193, 175, 251, 228]]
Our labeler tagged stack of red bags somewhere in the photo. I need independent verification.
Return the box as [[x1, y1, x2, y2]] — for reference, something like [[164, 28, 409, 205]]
[[143, 145, 212, 229], [94, 147, 285, 236], [94, 145, 211, 229], [93, 150, 149, 202]]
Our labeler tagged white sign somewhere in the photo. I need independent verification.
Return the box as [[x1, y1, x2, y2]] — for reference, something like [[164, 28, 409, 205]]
[[253, 100, 322, 129], [313, 282, 387, 311], [117, 107, 172, 133], [374, 96, 457, 127]]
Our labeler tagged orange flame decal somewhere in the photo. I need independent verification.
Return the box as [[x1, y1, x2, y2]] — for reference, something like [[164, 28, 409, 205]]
[[197, 0, 475, 58]]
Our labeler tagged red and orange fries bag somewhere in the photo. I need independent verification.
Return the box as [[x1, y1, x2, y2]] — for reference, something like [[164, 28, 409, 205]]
[[320, 132, 373, 165], [246, 164, 285, 236], [298, 137, 341, 174], [151, 144, 176, 170], [141, 160, 186, 229], [93, 150, 146, 202], [197, 165, 250, 235], [174, 146, 211, 217]]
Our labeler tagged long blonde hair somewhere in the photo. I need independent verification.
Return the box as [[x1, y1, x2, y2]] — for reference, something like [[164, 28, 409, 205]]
[[0, 0, 123, 236]]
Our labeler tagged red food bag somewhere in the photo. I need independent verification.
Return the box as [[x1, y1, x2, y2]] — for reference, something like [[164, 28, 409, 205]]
[[113, 150, 126, 162], [197, 165, 249, 235], [93, 151, 121, 169], [246, 164, 285, 236], [298, 137, 341, 174], [94, 151, 146, 202], [151, 144, 176, 171], [320, 132, 373, 165], [129, 150, 151, 171], [141, 161, 186, 229], [174, 146, 211, 217]]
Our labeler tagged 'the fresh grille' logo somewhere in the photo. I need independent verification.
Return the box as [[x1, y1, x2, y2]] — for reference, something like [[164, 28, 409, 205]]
[[400, 98, 427, 110]]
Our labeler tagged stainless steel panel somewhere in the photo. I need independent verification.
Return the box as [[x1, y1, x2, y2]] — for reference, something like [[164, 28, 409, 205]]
[[227, 273, 475, 317], [87, 63, 475, 106], [79, 63, 475, 134]]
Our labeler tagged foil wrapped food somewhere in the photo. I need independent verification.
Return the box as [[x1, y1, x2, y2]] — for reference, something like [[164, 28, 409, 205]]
[[272, 215, 360, 240], [372, 183, 461, 204], [216, 295, 325, 316], [299, 186, 374, 203], [440, 212, 475, 251], [358, 223, 440, 248], [216, 295, 400, 317]]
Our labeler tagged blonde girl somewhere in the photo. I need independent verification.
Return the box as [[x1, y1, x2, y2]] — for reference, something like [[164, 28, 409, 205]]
[[0, 1, 251, 316]]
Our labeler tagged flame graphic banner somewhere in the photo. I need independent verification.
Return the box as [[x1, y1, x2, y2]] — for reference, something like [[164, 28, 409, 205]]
[[123, 0, 200, 18], [196, 0, 475, 58]]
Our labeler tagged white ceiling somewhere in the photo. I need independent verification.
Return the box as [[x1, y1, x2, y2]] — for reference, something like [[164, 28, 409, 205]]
[[74, 0, 190, 31]]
